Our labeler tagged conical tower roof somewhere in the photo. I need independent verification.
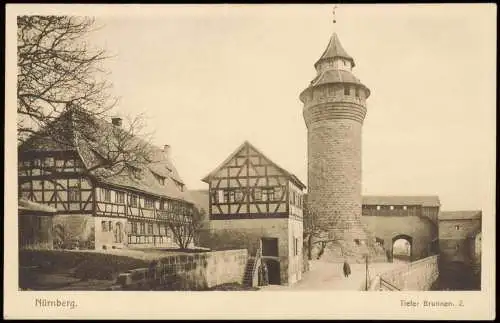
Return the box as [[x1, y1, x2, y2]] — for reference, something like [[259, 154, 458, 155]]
[[314, 32, 355, 68]]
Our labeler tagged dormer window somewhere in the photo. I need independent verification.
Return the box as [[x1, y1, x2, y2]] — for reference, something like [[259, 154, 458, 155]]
[[390, 206, 394, 210], [128, 165, 143, 180], [172, 179, 184, 192], [153, 173, 166, 186]]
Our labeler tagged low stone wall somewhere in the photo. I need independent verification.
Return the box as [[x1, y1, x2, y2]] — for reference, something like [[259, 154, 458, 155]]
[[369, 255, 439, 291], [114, 249, 248, 290]]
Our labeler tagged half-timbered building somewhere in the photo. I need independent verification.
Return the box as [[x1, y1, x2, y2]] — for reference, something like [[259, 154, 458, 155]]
[[18, 108, 195, 250], [200, 141, 306, 286]]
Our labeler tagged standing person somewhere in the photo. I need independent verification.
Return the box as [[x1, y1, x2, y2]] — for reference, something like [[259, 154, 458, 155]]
[[343, 259, 351, 278]]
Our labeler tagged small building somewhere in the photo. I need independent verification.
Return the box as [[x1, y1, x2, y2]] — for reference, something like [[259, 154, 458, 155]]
[[438, 210, 482, 290], [18, 108, 196, 251], [199, 141, 306, 286], [18, 199, 57, 249], [438, 210, 482, 263]]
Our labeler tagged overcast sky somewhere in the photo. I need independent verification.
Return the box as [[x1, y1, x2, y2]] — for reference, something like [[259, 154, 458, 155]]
[[83, 4, 495, 214]]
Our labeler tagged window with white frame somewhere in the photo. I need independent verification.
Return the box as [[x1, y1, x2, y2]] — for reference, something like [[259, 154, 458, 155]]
[[103, 188, 111, 202], [130, 195, 138, 207], [144, 198, 154, 209], [115, 191, 125, 204]]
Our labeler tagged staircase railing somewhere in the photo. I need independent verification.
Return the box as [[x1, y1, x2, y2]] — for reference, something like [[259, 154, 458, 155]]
[[380, 277, 401, 291], [251, 246, 263, 286]]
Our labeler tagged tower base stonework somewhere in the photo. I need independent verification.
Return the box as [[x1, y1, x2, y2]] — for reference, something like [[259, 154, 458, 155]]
[[311, 227, 388, 263]]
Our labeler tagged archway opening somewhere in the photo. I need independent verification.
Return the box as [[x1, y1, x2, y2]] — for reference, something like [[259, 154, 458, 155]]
[[392, 235, 412, 263]]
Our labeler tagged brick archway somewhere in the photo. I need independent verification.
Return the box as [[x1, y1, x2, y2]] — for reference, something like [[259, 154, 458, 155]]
[[391, 234, 413, 262]]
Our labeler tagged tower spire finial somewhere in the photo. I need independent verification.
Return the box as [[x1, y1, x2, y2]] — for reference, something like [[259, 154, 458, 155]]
[[332, 5, 338, 25]]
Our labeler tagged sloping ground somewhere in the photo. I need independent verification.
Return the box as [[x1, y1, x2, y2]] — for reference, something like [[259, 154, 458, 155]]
[[260, 261, 403, 291]]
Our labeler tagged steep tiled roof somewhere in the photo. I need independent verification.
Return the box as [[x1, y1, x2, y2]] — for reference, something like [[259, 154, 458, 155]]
[[19, 199, 57, 214], [308, 69, 371, 96], [19, 108, 193, 204], [362, 195, 441, 207], [202, 141, 306, 190], [315, 32, 355, 68], [439, 210, 482, 221]]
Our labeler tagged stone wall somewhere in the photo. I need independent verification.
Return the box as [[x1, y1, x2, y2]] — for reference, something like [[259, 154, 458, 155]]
[[361, 214, 436, 261], [114, 249, 248, 290], [199, 218, 292, 285], [305, 118, 366, 240], [287, 218, 303, 284], [369, 255, 439, 291], [439, 218, 481, 240]]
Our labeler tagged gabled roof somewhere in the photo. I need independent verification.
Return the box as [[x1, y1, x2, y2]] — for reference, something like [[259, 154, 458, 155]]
[[18, 108, 194, 204], [202, 141, 306, 190], [439, 210, 482, 221], [315, 32, 355, 68], [361, 195, 441, 207], [19, 199, 57, 214]]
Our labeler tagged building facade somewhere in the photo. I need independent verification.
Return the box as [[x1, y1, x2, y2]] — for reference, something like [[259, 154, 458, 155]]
[[438, 210, 482, 290], [200, 141, 306, 286], [300, 28, 372, 258], [18, 108, 195, 251], [361, 196, 440, 261]]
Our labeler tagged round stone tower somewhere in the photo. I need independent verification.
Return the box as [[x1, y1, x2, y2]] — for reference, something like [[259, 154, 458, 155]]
[[300, 30, 372, 258]]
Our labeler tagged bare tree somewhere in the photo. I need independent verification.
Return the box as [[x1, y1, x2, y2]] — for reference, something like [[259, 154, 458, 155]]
[[74, 109, 157, 179], [168, 208, 204, 250], [17, 16, 113, 142], [303, 207, 321, 260], [304, 200, 347, 260], [17, 16, 155, 177]]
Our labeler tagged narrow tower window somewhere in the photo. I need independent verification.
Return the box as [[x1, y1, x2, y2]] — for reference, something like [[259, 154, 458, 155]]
[[344, 86, 350, 96]]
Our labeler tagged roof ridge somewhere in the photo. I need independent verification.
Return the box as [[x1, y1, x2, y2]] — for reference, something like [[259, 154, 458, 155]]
[[202, 141, 306, 189]]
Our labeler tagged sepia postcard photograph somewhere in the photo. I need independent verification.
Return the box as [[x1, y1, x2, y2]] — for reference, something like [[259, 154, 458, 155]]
[[4, 3, 496, 320]]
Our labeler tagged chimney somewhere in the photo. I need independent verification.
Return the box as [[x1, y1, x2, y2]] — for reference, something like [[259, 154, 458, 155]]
[[163, 144, 171, 158], [111, 117, 122, 127]]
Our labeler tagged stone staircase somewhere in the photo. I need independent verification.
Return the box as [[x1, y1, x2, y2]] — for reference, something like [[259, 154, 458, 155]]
[[242, 257, 256, 287], [242, 246, 262, 287]]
